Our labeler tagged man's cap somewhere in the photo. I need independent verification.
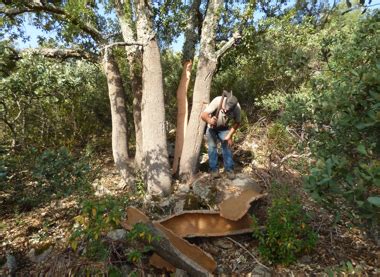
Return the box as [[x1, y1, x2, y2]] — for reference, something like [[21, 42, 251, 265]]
[[225, 94, 238, 112]]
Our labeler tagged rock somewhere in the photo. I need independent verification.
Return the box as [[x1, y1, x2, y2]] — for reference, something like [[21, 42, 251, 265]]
[[159, 199, 171, 209], [192, 180, 213, 202], [178, 184, 190, 193], [252, 264, 271, 277], [173, 199, 186, 213], [213, 239, 234, 249], [231, 174, 262, 192], [92, 183, 112, 196], [120, 264, 132, 276], [106, 229, 127, 241], [300, 255, 312, 264], [27, 247, 52, 264], [3, 253, 17, 275], [175, 268, 189, 277]]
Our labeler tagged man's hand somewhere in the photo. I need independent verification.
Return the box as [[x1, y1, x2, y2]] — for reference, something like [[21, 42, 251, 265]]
[[224, 135, 233, 147], [208, 116, 217, 126]]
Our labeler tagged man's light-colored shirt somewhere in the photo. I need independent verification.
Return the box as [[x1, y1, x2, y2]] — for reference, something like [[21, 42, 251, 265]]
[[203, 96, 241, 129]]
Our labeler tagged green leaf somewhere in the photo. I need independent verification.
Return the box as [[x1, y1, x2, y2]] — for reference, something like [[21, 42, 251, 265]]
[[356, 122, 375, 129], [367, 196, 380, 207], [346, 261, 354, 273], [357, 144, 367, 155]]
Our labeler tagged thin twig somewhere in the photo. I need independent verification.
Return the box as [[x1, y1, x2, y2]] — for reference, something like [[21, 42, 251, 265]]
[[226, 237, 270, 271], [252, 169, 269, 187]]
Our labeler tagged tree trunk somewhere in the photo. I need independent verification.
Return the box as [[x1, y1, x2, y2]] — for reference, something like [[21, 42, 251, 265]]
[[179, 0, 223, 180], [135, 0, 172, 196], [172, 0, 202, 175], [130, 54, 144, 168], [102, 52, 131, 183], [179, 58, 217, 180], [115, 1, 144, 168], [140, 39, 172, 196], [172, 60, 191, 174]]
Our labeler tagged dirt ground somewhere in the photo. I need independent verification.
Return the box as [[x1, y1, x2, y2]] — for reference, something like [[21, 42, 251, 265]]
[[1, 135, 379, 276]]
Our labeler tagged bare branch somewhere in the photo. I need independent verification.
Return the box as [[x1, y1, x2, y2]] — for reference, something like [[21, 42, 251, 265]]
[[100, 41, 144, 51], [0, 7, 32, 16], [215, 31, 241, 60]]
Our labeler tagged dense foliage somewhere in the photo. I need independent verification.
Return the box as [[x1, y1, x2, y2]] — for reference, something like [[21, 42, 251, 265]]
[[0, 0, 379, 272], [0, 45, 111, 151], [217, 8, 379, 230], [252, 184, 317, 265], [273, 11, 380, 226]]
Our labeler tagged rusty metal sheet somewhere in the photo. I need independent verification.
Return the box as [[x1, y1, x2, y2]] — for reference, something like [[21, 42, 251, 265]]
[[157, 210, 253, 237], [219, 189, 267, 221]]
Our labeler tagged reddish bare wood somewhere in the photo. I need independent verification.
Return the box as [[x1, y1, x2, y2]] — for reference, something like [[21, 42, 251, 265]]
[[122, 207, 216, 275], [219, 189, 268, 221], [157, 210, 253, 237]]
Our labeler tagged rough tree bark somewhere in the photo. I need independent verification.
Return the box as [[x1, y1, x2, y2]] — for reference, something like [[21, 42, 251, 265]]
[[1, 1, 135, 186], [179, 0, 241, 181], [179, 0, 223, 181], [115, 0, 144, 169], [172, 0, 202, 175], [136, 0, 172, 196], [102, 51, 131, 182]]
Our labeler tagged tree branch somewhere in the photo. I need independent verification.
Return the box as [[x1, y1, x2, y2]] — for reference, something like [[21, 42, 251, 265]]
[[100, 41, 144, 52], [215, 31, 241, 60], [1, 1, 106, 44], [0, 7, 32, 16], [23, 48, 99, 62]]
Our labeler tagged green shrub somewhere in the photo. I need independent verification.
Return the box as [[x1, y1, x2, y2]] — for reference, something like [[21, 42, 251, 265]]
[[70, 196, 128, 260], [252, 184, 317, 265], [32, 147, 92, 196], [301, 12, 380, 228], [267, 122, 295, 154]]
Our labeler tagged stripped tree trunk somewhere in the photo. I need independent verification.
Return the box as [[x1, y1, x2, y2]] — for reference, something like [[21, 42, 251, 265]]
[[172, 0, 202, 175], [102, 52, 131, 182], [172, 60, 191, 174], [179, 0, 223, 180]]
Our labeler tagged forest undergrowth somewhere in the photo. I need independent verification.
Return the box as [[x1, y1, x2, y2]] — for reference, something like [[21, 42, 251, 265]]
[[1, 119, 378, 276]]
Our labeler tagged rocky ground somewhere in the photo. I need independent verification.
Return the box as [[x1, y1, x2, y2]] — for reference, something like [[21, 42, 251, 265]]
[[1, 129, 379, 276]]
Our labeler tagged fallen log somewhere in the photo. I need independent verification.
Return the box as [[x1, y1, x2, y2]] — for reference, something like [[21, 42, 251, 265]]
[[122, 207, 216, 276], [219, 188, 268, 221]]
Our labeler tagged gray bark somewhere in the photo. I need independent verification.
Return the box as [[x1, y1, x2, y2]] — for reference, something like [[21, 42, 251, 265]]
[[179, 0, 223, 180], [102, 51, 131, 182], [172, 0, 202, 176], [115, 0, 144, 169], [136, 0, 171, 196]]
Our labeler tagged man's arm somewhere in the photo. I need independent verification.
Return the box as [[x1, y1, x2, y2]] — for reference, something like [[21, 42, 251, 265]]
[[201, 111, 217, 126], [225, 122, 240, 146]]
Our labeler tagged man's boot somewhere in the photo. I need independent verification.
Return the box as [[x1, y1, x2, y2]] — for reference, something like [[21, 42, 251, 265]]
[[210, 170, 220, 179], [226, 170, 235, 180]]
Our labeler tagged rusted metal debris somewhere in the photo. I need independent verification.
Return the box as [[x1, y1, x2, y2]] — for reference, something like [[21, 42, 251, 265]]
[[219, 188, 267, 221]]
